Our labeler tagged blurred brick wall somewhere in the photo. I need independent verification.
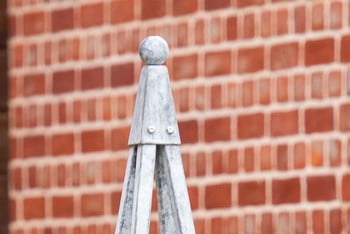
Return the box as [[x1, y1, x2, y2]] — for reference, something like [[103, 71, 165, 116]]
[[7, 0, 350, 233], [1, 0, 9, 233]]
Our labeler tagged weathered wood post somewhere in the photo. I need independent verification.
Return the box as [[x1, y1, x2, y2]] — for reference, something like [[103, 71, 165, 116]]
[[115, 36, 196, 234]]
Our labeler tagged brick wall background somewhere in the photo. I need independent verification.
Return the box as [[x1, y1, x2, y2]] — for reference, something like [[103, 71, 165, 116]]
[[1, 0, 9, 233], [6, 0, 350, 233]]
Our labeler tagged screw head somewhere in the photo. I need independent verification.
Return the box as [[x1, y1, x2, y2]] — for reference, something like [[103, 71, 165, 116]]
[[147, 126, 156, 134], [167, 126, 174, 134]]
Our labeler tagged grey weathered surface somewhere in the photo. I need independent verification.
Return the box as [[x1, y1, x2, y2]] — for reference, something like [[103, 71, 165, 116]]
[[128, 65, 181, 146], [139, 36, 169, 65], [156, 145, 196, 234], [115, 36, 195, 234]]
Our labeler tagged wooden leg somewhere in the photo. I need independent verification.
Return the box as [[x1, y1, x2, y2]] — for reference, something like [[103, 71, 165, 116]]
[[156, 145, 196, 234], [116, 146, 137, 234], [116, 145, 157, 234]]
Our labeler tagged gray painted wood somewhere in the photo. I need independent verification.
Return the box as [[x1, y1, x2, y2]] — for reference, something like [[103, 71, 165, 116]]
[[116, 145, 156, 233], [115, 36, 195, 234], [128, 65, 181, 146], [156, 145, 196, 234]]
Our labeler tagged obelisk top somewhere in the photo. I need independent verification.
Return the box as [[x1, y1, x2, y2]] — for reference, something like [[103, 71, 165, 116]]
[[139, 36, 169, 65]]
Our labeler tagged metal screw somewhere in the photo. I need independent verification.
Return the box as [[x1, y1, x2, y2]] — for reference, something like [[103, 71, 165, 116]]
[[167, 126, 174, 134], [148, 126, 155, 134]]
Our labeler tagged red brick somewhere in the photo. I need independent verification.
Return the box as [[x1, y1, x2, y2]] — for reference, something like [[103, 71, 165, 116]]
[[11, 43, 23, 68], [258, 78, 271, 105], [305, 38, 334, 66], [8, 14, 17, 37], [342, 173, 350, 201], [177, 24, 189, 47], [242, 13, 254, 39], [195, 151, 206, 177], [111, 126, 129, 151], [81, 3, 103, 28], [270, 42, 298, 70], [236, 0, 264, 7], [307, 175, 335, 201], [141, 0, 165, 19], [81, 129, 105, 152], [276, 144, 288, 170], [188, 185, 199, 209], [330, 2, 342, 29], [52, 7, 74, 32], [204, 0, 230, 10], [340, 103, 350, 131], [260, 145, 272, 171], [52, 196, 74, 218], [111, 190, 121, 214], [272, 177, 300, 204], [238, 180, 265, 206], [294, 211, 307, 234], [329, 209, 342, 234], [23, 197, 45, 219], [310, 140, 324, 167], [293, 74, 305, 101], [276, 8, 288, 35], [23, 73, 46, 96], [173, 0, 198, 16], [211, 150, 224, 174], [312, 210, 325, 233], [238, 46, 264, 73], [57, 102, 67, 124], [208, 17, 222, 43], [261, 10, 271, 37], [81, 193, 104, 217], [52, 132, 74, 156], [237, 113, 264, 139], [226, 149, 238, 173], [204, 50, 231, 77], [24, 43, 38, 66], [10, 167, 22, 190], [294, 5, 306, 33], [111, 62, 134, 87], [293, 142, 306, 169], [311, 3, 324, 31], [211, 217, 226, 234], [305, 107, 333, 133], [178, 87, 189, 112], [341, 35, 350, 62], [204, 116, 231, 142], [194, 19, 204, 45], [111, 0, 134, 24], [226, 15, 237, 41], [210, 84, 223, 109], [270, 110, 298, 136], [205, 183, 231, 209], [311, 72, 324, 99], [52, 70, 75, 94], [23, 134, 45, 158], [261, 212, 273, 234], [244, 147, 255, 172], [227, 82, 238, 107], [328, 70, 342, 97], [276, 75, 288, 102], [242, 80, 254, 106], [172, 54, 198, 80], [28, 165, 37, 188], [23, 11, 45, 35], [81, 66, 104, 90], [178, 120, 198, 144], [328, 139, 341, 167]]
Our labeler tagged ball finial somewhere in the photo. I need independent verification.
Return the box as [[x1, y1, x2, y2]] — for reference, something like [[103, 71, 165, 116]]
[[139, 36, 169, 65]]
